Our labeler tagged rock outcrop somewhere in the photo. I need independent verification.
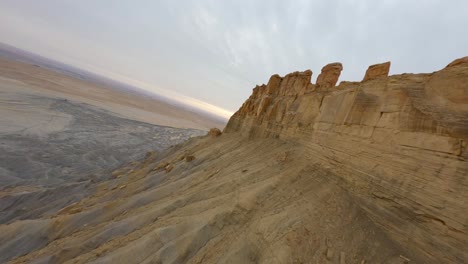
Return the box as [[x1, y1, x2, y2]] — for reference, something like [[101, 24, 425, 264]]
[[316, 62, 343, 87], [446, 56, 468, 68], [362, 61, 391, 81], [225, 57, 468, 263], [208, 128, 222, 137], [1, 58, 466, 264]]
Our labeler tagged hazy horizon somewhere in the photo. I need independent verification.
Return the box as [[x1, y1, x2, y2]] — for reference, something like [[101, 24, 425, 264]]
[[1, 0, 467, 118]]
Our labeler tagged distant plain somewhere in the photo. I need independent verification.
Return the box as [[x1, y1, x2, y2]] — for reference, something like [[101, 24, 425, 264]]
[[0, 51, 224, 224]]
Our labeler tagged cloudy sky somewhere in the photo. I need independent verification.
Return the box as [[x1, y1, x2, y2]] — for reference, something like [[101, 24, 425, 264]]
[[1, 0, 467, 118]]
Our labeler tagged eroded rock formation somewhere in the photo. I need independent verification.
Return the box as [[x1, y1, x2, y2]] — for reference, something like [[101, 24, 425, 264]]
[[1, 58, 466, 264], [225, 57, 468, 263], [316, 62, 343, 87], [363, 61, 391, 81], [208, 128, 222, 137]]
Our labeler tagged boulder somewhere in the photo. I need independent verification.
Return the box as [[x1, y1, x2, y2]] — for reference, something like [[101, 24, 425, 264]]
[[208, 128, 222, 137]]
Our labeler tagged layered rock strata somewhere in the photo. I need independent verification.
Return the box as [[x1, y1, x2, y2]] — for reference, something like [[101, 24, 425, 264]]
[[225, 58, 468, 263], [1, 58, 466, 264]]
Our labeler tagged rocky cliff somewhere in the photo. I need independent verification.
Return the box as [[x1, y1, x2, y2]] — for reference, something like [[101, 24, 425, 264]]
[[1, 58, 467, 264], [225, 57, 468, 262]]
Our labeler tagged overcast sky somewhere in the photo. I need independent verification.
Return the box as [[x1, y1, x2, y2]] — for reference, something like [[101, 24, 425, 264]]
[[1, 0, 467, 118]]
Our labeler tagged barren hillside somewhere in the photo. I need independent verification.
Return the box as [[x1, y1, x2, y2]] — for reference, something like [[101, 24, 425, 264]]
[[1, 57, 467, 263]]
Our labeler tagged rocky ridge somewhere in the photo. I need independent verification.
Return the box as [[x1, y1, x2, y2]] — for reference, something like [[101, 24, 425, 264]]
[[225, 57, 468, 262], [0, 57, 467, 264]]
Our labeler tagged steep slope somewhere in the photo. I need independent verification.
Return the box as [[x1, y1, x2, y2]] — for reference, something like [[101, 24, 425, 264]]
[[0, 58, 467, 264]]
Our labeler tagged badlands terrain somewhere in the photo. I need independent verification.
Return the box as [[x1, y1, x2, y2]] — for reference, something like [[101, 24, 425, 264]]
[[0, 53, 224, 225], [0, 56, 467, 264]]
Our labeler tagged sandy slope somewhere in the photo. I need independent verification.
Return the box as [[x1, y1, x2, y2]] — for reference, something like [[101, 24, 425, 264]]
[[1, 134, 413, 264]]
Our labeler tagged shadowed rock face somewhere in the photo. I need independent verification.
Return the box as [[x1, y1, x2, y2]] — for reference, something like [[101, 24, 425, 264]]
[[1, 58, 467, 264]]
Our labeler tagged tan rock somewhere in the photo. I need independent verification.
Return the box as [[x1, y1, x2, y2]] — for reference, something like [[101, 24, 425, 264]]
[[208, 128, 222, 137], [362, 61, 390, 81], [155, 162, 169, 171], [279, 70, 313, 95], [266, 74, 282, 95], [326, 248, 334, 260], [316, 63, 343, 88], [446, 56, 468, 68], [164, 164, 174, 173], [185, 155, 195, 162], [256, 96, 272, 116], [223, 57, 468, 262], [340, 252, 346, 264]]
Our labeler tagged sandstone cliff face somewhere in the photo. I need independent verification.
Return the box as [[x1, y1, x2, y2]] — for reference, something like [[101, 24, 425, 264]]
[[225, 58, 468, 263]]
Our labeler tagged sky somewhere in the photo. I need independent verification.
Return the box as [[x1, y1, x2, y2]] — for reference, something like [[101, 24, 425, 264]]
[[1, 0, 467, 119]]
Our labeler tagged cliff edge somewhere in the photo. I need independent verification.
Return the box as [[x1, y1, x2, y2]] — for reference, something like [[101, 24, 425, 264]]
[[225, 57, 468, 262]]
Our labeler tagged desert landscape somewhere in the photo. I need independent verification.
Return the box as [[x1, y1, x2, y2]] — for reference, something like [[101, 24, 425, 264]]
[[1, 1, 467, 263], [0, 49, 226, 227], [0, 55, 466, 263]]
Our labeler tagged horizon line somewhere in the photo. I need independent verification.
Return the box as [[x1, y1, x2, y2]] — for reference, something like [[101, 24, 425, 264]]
[[1, 41, 234, 120]]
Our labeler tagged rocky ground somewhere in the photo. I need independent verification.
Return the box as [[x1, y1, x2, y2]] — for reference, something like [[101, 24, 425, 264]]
[[0, 133, 414, 264]]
